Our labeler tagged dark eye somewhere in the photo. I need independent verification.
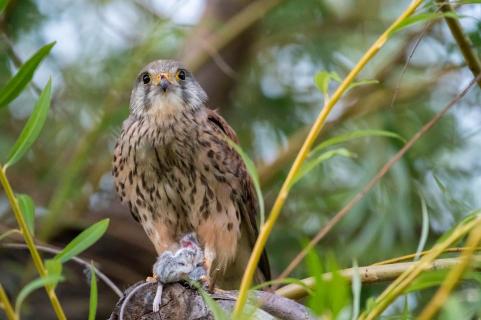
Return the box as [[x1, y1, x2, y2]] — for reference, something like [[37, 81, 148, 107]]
[[177, 69, 186, 81], [142, 73, 151, 84]]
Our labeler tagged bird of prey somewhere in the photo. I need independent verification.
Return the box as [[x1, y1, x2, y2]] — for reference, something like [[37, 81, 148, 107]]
[[112, 59, 270, 289]]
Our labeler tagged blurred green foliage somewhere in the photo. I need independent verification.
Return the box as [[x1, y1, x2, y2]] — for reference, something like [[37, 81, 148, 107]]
[[1, 0, 481, 319]]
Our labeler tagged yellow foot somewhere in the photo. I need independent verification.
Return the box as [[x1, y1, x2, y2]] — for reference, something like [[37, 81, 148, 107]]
[[146, 275, 158, 283]]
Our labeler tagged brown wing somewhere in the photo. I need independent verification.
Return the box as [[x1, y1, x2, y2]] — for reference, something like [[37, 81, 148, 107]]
[[206, 109, 271, 281]]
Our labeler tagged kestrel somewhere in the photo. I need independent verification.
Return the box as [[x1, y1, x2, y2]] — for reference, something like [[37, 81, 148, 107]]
[[112, 60, 270, 289]]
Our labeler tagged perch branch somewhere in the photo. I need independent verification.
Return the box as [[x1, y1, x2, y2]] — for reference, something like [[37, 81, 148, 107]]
[[275, 72, 481, 284], [276, 256, 481, 300]]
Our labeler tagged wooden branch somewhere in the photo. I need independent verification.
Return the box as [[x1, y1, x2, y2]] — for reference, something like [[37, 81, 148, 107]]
[[276, 256, 481, 301], [436, 0, 481, 88], [109, 282, 315, 320]]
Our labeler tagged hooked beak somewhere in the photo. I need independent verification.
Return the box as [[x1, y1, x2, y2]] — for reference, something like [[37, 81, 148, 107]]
[[160, 77, 170, 92]]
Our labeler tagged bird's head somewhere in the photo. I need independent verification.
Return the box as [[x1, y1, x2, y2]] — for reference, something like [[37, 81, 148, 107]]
[[130, 60, 207, 117]]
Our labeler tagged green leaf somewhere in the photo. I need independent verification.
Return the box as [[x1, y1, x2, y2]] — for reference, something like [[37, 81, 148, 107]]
[[191, 281, 229, 320], [54, 219, 109, 263], [0, 42, 55, 109], [16, 194, 35, 235], [45, 259, 62, 277], [15, 275, 64, 314], [0, 0, 8, 14], [311, 129, 406, 156], [88, 264, 98, 320], [4, 79, 52, 168], [314, 71, 331, 97], [414, 192, 429, 260], [290, 148, 355, 188], [347, 79, 379, 92], [391, 12, 460, 35], [227, 139, 265, 226]]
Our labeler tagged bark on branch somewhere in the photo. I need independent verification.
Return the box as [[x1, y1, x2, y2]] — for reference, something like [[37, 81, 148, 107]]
[[109, 282, 315, 320]]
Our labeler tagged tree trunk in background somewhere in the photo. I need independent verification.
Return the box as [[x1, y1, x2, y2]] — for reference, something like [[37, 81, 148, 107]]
[[179, 0, 257, 109]]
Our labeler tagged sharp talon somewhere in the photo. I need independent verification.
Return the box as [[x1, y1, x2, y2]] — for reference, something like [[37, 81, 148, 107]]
[[146, 275, 158, 283]]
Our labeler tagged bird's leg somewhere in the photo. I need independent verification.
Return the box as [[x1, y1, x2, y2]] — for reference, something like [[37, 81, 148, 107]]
[[152, 282, 163, 312], [204, 246, 217, 291]]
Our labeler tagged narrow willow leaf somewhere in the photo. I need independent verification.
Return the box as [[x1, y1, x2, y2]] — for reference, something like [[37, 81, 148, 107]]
[[347, 79, 379, 92], [414, 193, 429, 260], [290, 148, 355, 188], [191, 281, 229, 320], [0, 42, 55, 109], [5, 79, 52, 168], [227, 139, 265, 226], [351, 260, 361, 320], [88, 264, 98, 320], [45, 259, 62, 277], [310, 129, 406, 157], [314, 71, 331, 97], [54, 219, 109, 263], [15, 275, 64, 314], [16, 194, 35, 235], [390, 12, 459, 35]]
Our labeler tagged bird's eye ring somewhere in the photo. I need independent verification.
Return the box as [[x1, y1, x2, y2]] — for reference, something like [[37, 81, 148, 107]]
[[141, 73, 151, 84], [176, 69, 186, 81]]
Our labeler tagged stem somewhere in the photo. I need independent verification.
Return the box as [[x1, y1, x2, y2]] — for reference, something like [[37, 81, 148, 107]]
[[435, 0, 481, 88], [0, 166, 66, 320], [418, 224, 481, 319], [232, 0, 425, 316], [0, 283, 17, 320]]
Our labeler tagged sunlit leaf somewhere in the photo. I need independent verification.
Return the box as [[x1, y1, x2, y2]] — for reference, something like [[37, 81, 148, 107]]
[[391, 12, 459, 35], [227, 139, 265, 226], [45, 259, 63, 289], [54, 219, 109, 263], [290, 148, 355, 188], [306, 247, 325, 315], [15, 275, 64, 314], [88, 264, 98, 320], [311, 129, 406, 156], [5, 79, 52, 168], [314, 71, 332, 97], [0, 42, 55, 109], [16, 194, 35, 235], [326, 253, 350, 318]]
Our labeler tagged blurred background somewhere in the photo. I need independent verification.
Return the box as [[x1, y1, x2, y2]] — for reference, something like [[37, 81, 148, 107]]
[[1, 0, 481, 318]]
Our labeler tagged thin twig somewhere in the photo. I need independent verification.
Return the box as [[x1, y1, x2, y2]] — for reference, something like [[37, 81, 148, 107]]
[[1, 242, 123, 298], [436, 0, 481, 88], [275, 72, 481, 285], [119, 281, 152, 320]]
